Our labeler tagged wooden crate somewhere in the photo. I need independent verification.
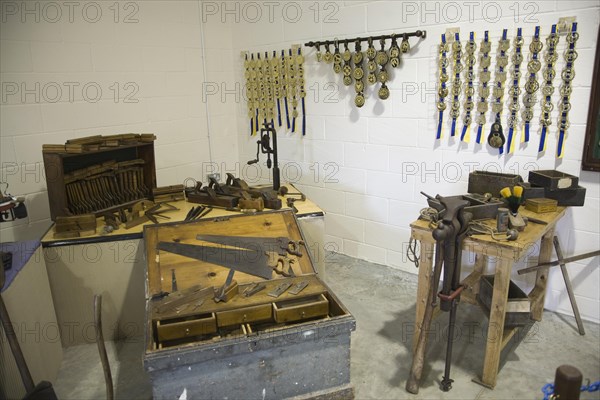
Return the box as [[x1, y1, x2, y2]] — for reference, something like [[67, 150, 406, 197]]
[[142, 210, 355, 399], [43, 142, 156, 220]]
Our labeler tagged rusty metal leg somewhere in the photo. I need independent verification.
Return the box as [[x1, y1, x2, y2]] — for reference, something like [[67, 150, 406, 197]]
[[479, 257, 512, 389], [554, 236, 585, 335], [413, 241, 434, 352]]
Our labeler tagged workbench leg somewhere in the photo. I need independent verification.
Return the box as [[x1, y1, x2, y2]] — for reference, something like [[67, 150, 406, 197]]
[[529, 228, 556, 321], [412, 241, 434, 352], [480, 257, 512, 388], [472, 254, 488, 296]]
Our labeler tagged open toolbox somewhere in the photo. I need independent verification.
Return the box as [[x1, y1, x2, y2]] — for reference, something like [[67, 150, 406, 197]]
[[142, 210, 355, 399]]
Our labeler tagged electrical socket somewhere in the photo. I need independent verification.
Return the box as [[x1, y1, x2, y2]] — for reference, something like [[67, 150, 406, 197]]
[[206, 173, 221, 183]]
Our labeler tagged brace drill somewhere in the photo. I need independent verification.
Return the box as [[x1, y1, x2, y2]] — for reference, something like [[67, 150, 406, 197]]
[[406, 195, 472, 394]]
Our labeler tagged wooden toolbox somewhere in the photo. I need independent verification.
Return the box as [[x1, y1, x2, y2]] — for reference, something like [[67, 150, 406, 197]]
[[43, 138, 156, 220], [142, 210, 355, 399]]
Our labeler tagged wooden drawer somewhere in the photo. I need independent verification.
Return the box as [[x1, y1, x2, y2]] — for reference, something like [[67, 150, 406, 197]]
[[156, 313, 217, 342], [273, 294, 329, 323], [216, 304, 272, 327]]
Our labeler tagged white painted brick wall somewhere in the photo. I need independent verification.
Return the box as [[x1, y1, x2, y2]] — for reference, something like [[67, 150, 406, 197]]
[[230, 1, 600, 323], [0, 1, 236, 242]]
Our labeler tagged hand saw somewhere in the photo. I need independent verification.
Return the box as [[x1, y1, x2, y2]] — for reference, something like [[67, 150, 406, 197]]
[[157, 241, 273, 279], [195, 234, 303, 257]]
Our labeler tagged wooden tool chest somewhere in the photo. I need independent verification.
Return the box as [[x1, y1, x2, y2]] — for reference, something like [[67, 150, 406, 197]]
[[143, 210, 355, 399], [43, 137, 156, 220]]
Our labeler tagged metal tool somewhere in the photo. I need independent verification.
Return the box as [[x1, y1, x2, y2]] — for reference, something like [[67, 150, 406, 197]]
[[553, 236, 585, 335], [247, 122, 281, 191], [406, 195, 471, 394], [288, 281, 309, 295], [155, 286, 213, 315], [524, 216, 548, 225], [517, 249, 600, 275], [215, 269, 237, 303], [242, 282, 266, 297], [157, 241, 274, 279], [268, 282, 293, 298], [185, 206, 205, 221], [171, 269, 177, 292], [271, 256, 296, 277], [195, 234, 303, 257]]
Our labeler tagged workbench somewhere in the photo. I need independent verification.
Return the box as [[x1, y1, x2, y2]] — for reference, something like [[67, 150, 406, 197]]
[[409, 207, 567, 388], [40, 189, 326, 346]]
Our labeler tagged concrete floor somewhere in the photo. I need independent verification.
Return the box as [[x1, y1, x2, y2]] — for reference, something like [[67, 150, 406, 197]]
[[54, 253, 600, 399]]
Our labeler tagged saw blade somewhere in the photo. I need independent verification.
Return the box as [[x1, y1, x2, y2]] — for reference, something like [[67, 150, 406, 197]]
[[196, 234, 301, 256], [157, 241, 273, 279]]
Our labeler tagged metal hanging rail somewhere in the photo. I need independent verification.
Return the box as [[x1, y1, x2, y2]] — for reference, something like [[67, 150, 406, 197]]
[[304, 30, 426, 47]]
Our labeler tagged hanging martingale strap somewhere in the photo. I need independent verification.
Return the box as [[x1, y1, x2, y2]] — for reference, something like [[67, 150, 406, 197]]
[[263, 51, 275, 128], [506, 27, 523, 154], [272, 51, 283, 127], [490, 29, 509, 154], [244, 53, 255, 136], [296, 47, 307, 136], [522, 26, 542, 143], [461, 32, 476, 142], [475, 31, 491, 144], [557, 22, 578, 158], [436, 34, 449, 139], [281, 49, 291, 130], [288, 48, 298, 133], [538, 24, 559, 153], [450, 32, 462, 137]]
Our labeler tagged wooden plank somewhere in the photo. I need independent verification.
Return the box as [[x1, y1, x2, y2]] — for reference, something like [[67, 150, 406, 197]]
[[461, 254, 487, 305], [529, 227, 555, 321], [480, 256, 513, 388], [501, 327, 519, 351], [412, 241, 434, 352]]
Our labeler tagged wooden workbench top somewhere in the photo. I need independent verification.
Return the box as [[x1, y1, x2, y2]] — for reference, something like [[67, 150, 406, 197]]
[[41, 185, 323, 247], [410, 206, 566, 261]]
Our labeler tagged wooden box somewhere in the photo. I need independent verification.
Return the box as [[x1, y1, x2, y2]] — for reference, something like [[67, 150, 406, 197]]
[[525, 198, 558, 213], [43, 142, 156, 220], [478, 275, 531, 327], [142, 210, 355, 399], [528, 170, 579, 191]]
